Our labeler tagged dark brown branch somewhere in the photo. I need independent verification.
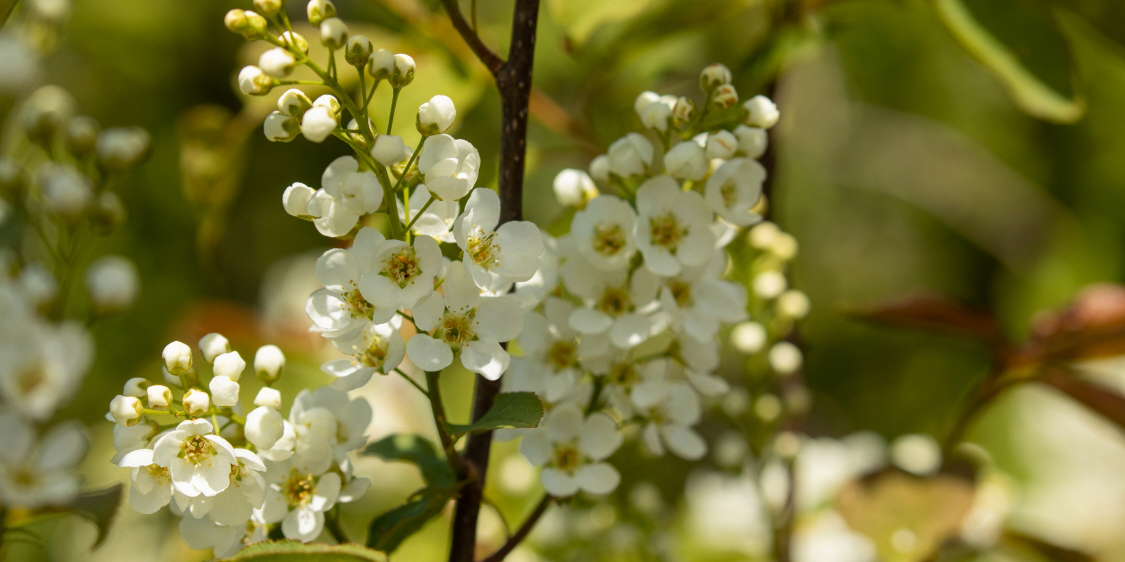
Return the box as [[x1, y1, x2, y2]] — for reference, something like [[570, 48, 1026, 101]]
[[479, 496, 552, 562], [448, 1, 542, 562], [438, 0, 505, 75]]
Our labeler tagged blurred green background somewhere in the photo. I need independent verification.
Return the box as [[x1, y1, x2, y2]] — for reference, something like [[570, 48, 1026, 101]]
[[13, 0, 1125, 559]]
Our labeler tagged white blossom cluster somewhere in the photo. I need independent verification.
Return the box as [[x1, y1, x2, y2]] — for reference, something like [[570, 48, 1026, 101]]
[[1, 1, 146, 517], [107, 336, 372, 555], [504, 63, 781, 497]]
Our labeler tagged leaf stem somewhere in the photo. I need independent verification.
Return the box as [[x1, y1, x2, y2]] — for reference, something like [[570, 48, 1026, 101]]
[[479, 495, 553, 562]]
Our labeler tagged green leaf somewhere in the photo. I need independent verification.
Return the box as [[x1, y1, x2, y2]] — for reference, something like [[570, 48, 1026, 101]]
[[362, 434, 455, 488], [934, 0, 1085, 123], [545, 0, 651, 45], [219, 540, 388, 561], [69, 484, 124, 549], [366, 490, 453, 553], [445, 392, 544, 436]]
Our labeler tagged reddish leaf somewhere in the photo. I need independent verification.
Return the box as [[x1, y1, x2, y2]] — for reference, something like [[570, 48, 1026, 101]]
[[849, 293, 1000, 342], [1019, 284, 1125, 364]]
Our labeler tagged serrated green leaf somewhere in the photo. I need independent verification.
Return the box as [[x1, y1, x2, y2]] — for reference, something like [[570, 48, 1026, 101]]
[[362, 434, 455, 488], [934, 0, 1084, 123], [445, 392, 544, 436], [219, 540, 388, 561], [69, 484, 123, 549], [366, 490, 453, 553]]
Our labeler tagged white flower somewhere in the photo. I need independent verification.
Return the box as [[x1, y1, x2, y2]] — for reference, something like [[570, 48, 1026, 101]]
[[163, 341, 193, 374], [418, 134, 480, 201], [634, 91, 660, 118], [659, 256, 748, 342], [205, 448, 268, 527], [118, 447, 173, 514], [209, 376, 240, 407], [148, 385, 172, 409], [371, 134, 406, 166], [246, 406, 285, 450], [183, 389, 210, 417], [322, 155, 382, 216], [300, 105, 338, 143], [514, 298, 583, 402], [561, 255, 660, 350], [734, 124, 767, 158], [519, 405, 622, 497], [85, 255, 138, 312], [259, 47, 296, 78], [637, 96, 671, 132], [289, 387, 372, 465], [570, 195, 637, 271], [260, 460, 342, 542], [213, 351, 246, 381], [589, 154, 610, 183], [307, 227, 395, 340], [417, 94, 456, 135], [305, 188, 358, 237], [0, 33, 40, 94], [0, 415, 87, 509], [322, 319, 405, 390], [635, 175, 715, 276], [454, 188, 544, 290], [198, 333, 231, 364], [705, 130, 738, 160], [743, 95, 779, 129], [663, 140, 708, 180], [282, 182, 315, 217], [178, 514, 243, 558], [110, 395, 144, 425], [255, 345, 285, 382], [406, 262, 523, 379], [641, 382, 706, 460], [706, 157, 765, 227], [153, 419, 237, 497], [238, 65, 273, 96], [358, 233, 442, 310], [552, 168, 599, 208], [514, 231, 559, 311], [0, 320, 93, 420], [400, 187, 459, 242], [607, 133, 653, 178]]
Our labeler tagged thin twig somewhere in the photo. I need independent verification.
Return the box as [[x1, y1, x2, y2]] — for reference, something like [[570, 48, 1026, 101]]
[[438, 0, 505, 75], [479, 496, 552, 562]]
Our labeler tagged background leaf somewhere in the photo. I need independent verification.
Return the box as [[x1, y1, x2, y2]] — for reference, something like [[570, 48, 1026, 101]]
[[362, 434, 455, 488], [445, 392, 544, 436], [67, 484, 123, 549], [849, 293, 1001, 343], [219, 540, 387, 561], [365, 490, 453, 553]]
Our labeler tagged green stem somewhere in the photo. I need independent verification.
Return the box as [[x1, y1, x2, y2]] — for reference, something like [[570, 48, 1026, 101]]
[[404, 197, 435, 232], [387, 88, 402, 134], [392, 137, 427, 194], [393, 369, 429, 397]]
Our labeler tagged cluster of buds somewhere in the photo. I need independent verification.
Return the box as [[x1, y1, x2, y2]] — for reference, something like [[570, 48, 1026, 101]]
[[108, 335, 371, 555]]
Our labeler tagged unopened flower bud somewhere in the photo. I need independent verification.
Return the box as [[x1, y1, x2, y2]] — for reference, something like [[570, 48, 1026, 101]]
[[22, 85, 74, 146], [123, 377, 149, 398], [731, 321, 766, 354], [85, 255, 139, 313], [255, 345, 285, 383], [700, 63, 732, 93], [672, 97, 695, 124], [705, 130, 737, 160], [253, 0, 282, 17], [110, 395, 144, 426], [225, 9, 268, 40], [742, 95, 779, 129], [319, 17, 348, 49], [182, 389, 210, 417], [282, 182, 314, 217], [65, 116, 99, 157], [313, 94, 341, 114], [371, 134, 406, 166], [91, 191, 126, 235], [344, 35, 372, 67], [734, 124, 767, 159], [40, 165, 92, 220], [162, 341, 193, 375], [416, 94, 455, 135], [245, 406, 284, 449], [307, 0, 336, 26], [712, 84, 738, 110], [147, 384, 172, 410], [279, 31, 309, 54], [553, 169, 599, 208], [768, 341, 802, 374], [278, 89, 313, 117], [634, 91, 659, 118], [639, 100, 671, 132], [390, 53, 415, 88], [300, 105, 338, 143], [0, 159, 26, 199], [259, 47, 296, 78], [777, 290, 810, 319], [198, 333, 231, 364], [96, 127, 151, 173], [213, 351, 246, 381], [254, 387, 283, 409], [367, 49, 394, 81], [264, 111, 300, 142], [209, 375, 240, 407], [238, 65, 275, 96], [663, 140, 707, 181], [589, 155, 610, 183]]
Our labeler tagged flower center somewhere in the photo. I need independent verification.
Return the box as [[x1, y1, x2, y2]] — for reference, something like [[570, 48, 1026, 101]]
[[381, 247, 423, 288], [668, 280, 692, 307], [598, 287, 630, 316], [284, 469, 315, 506], [593, 224, 626, 256], [547, 340, 577, 370], [146, 464, 170, 483], [552, 444, 581, 472], [468, 229, 500, 268], [439, 311, 476, 347], [342, 287, 374, 319], [720, 180, 739, 207], [17, 363, 47, 395], [649, 212, 685, 249], [12, 468, 37, 487], [607, 362, 638, 388], [181, 435, 215, 466], [357, 338, 387, 369]]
